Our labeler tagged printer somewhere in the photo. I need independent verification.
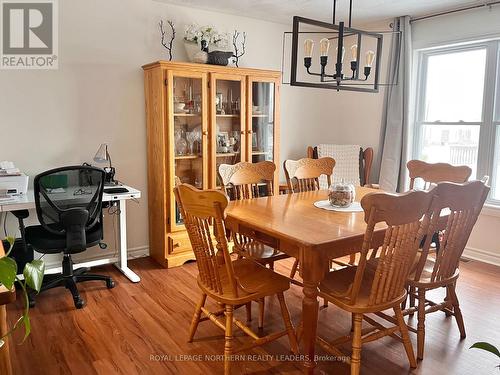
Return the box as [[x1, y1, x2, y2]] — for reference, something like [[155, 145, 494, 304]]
[[0, 161, 29, 195]]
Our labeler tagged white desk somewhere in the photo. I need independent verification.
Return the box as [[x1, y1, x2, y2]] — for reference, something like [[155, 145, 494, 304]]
[[0, 185, 142, 283]]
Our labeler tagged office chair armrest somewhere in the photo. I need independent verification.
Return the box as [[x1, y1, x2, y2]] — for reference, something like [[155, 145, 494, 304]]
[[60, 208, 89, 252], [11, 209, 30, 245]]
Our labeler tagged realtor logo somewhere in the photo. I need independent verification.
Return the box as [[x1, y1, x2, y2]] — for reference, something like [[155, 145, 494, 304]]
[[1, 0, 58, 69]]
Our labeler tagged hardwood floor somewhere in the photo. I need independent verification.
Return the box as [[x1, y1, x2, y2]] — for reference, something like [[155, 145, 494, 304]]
[[7, 256, 500, 374]]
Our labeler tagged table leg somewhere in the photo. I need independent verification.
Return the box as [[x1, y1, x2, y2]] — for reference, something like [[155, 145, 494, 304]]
[[113, 200, 141, 283], [300, 248, 324, 374]]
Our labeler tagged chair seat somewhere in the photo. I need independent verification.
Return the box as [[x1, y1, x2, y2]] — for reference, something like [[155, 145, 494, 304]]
[[234, 240, 289, 263], [320, 264, 406, 313], [198, 259, 290, 305], [26, 223, 102, 254], [407, 257, 459, 287]]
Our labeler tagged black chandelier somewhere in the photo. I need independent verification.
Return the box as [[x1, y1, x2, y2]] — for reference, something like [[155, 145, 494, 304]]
[[290, 0, 383, 92]]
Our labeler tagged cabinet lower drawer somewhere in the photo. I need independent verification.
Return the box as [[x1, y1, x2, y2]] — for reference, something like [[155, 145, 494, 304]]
[[167, 232, 192, 256]]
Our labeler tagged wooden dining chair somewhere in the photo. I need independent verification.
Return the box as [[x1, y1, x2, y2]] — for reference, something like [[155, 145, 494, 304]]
[[405, 159, 473, 309], [314, 188, 435, 375], [283, 157, 356, 279], [219, 161, 289, 328], [403, 179, 490, 360], [174, 184, 298, 374], [219, 161, 289, 268], [284, 157, 335, 193], [307, 145, 374, 187], [407, 160, 472, 190]]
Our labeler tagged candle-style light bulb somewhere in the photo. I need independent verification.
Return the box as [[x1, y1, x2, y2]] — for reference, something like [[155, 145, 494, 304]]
[[365, 50, 376, 67], [319, 38, 330, 57], [304, 39, 314, 58], [350, 44, 358, 61]]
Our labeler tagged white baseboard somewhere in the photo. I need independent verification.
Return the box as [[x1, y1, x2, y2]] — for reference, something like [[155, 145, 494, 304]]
[[43, 245, 150, 272], [463, 246, 500, 266]]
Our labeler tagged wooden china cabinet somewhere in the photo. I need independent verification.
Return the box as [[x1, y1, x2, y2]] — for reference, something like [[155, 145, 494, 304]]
[[142, 61, 281, 268]]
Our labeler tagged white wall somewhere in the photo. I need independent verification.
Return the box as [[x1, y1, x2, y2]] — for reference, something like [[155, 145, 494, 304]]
[[2, 0, 387, 265], [412, 5, 500, 265]]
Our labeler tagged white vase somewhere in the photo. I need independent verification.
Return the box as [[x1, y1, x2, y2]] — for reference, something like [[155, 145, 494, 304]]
[[184, 40, 201, 63]]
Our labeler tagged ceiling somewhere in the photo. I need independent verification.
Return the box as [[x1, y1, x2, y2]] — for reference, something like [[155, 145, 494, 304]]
[[155, 0, 486, 25]]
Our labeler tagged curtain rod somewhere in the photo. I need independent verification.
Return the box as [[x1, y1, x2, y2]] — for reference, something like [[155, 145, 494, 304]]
[[410, 1, 500, 23]]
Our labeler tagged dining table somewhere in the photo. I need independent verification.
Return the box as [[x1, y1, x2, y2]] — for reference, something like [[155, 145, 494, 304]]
[[225, 186, 388, 374]]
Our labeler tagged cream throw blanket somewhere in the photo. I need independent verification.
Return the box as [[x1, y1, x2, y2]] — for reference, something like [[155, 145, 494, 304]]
[[317, 144, 361, 189]]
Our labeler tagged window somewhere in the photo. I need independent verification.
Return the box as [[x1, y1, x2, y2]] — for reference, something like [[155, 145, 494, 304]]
[[414, 41, 500, 204]]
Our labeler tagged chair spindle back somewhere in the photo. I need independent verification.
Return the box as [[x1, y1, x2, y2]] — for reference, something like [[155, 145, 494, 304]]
[[174, 184, 237, 297], [417, 180, 489, 283], [284, 157, 335, 193], [219, 161, 278, 251], [349, 189, 435, 306], [219, 161, 275, 200]]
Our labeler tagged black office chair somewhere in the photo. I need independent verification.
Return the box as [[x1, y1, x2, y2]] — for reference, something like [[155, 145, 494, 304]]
[[26, 166, 115, 309]]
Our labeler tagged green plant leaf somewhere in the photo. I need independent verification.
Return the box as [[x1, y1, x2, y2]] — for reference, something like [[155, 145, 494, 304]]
[[12, 313, 31, 343], [0, 256, 17, 289], [23, 260, 45, 293], [470, 342, 500, 358], [21, 314, 31, 342]]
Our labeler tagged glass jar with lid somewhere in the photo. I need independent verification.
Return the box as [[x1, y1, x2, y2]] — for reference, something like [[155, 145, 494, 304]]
[[328, 179, 355, 208]]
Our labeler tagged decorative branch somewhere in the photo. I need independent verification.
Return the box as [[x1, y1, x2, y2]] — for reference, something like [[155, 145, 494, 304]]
[[232, 30, 246, 67], [159, 20, 176, 61]]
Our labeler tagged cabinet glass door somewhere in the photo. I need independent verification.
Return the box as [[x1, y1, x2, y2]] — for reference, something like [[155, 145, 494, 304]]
[[169, 71, 207, 229], [248, 79, 276, 164], [211, 74, 246, 188]]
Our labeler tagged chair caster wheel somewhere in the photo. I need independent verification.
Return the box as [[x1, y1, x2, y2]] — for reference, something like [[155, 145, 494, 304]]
[[106, 279, 115, 289], [74, 298, 86, 309]]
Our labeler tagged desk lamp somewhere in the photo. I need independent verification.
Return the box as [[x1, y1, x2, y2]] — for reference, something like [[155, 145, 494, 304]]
[[93, 143, 117, 185]]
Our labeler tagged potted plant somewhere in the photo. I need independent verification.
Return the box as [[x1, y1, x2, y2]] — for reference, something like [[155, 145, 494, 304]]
[[0, 237, 44, 347], [183, 24, 229, 62]]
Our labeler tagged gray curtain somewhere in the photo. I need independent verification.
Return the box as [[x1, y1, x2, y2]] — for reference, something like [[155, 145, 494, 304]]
[[379, 16, 412, 192]]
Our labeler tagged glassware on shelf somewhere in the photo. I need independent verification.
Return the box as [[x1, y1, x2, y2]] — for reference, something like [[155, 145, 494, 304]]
[[186, 83, 194, 113], [191, 126, 202, 154], [226, 88, 233, 114], [328, 179, 355, 208], [174, 102, 186, 113], [186, 131, 198, 155], [251, 81, 275, 163], [193, 94, 202, 114], [231, 97, 240, 115], [222, 101, 230, 115], [174, 128, 188, 156]]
